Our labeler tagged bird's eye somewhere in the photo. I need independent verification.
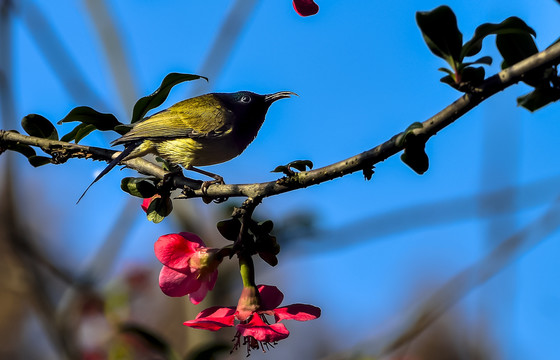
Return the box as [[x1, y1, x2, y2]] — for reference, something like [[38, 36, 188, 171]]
[[239, 95, 251, 103]]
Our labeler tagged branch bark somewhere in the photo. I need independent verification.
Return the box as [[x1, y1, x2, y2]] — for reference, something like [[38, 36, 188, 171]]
[[1, 41, 560, 200]]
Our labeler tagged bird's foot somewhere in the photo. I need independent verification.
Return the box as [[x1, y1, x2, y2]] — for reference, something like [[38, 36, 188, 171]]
[[201, 176, 228, 204]]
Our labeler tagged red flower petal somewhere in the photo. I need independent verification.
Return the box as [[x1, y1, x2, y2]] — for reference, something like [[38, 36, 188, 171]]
[[158, 265, 200, 297], [195, 306, 236, 319], [188, 271, 218, 305], [274, 303, 322, 322], [141, 198, 151, 212], [236, 315, 290, 342], [184, 306, 236, 331], [184, 315, 235, 331], [154, 233, 202, 269], [292, 0, 319, 17], [257, 285, 284, 310]]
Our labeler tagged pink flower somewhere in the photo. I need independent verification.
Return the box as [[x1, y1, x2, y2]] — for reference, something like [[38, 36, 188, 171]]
[[293, 0, 319, 17], [184, 285, 321, 354], [154, 232, 222, 304]]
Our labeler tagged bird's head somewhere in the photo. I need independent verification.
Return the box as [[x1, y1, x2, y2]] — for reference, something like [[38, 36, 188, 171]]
[[214, 90, 297, 125]]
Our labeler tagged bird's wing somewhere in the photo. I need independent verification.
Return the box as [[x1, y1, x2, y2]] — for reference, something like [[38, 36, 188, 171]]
[[113, 96, 232, 145]]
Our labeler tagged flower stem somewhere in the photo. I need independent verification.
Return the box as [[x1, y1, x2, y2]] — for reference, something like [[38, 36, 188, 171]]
[[239, 255, 256, 288]]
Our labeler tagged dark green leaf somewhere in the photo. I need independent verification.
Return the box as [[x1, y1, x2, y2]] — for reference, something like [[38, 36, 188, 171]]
[[257, 220, 274, 234], [497, 32, 541, 86], [461, 17, 536, 58], [440, 67, 486, 91], [28, 155, 52, 167], [397, 123, 429, 174], [272, 160, 313, 176], [74, 124, 97, 143], [401, 143, 429, 175], [58, 106, 123, 131], [259, 250, 279, 267], [460, 66, 486, 86], [288, 159, 313, 172], [497, 32, 539, 66], [256, 234, 280, 267], [21, 114, 58, 140], [272, 165, 292, 175], [438, 67, 455, 76], [5, 142, 36, 158], [131, 73, 208, 124], [146, 196, 173, 223], [462, 56, 493, 67], [440, 74, 457, 87], [60, 124, 82, 142], [416, 6, 463, 64], [121, 177, 158, 198], [113, 124, 133, 135], [396, 122, 423, 147], [517, 87, 560, 112], [217, 218, 241, 241]]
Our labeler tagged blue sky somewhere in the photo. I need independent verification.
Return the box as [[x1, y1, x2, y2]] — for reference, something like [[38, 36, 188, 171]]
[[5, 0, 560, 358]]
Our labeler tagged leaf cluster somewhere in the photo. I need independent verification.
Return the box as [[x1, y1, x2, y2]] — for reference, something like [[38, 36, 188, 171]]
[[217, 217, 280, 266], [416, 6, 536, 93]]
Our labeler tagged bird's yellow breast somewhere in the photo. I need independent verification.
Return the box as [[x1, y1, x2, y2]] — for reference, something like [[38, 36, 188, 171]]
[[154, 136, 243, 168]]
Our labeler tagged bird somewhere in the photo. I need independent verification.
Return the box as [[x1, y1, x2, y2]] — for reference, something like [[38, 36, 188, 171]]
[[78, 90, 297, 202]]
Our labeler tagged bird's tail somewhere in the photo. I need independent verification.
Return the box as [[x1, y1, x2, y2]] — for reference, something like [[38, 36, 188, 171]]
[[77, 144, 138, 204]]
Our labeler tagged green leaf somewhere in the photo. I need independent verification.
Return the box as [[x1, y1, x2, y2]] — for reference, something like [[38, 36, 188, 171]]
[[401, 142, 429, 175], [397, 123, 429, 175], [61, 123, 86, 142], [440, 74, 457, 87], [272, 165, 292, 175], [461, 17, 536, 58], [256, 233, 280, 267], [58, 106, 123, 131], [28, 155, 52, 167], [517, 87, 560, 112], [5, 141, 36, 158], [146, 196, 173, 223], [462, 56, 493, 67], [416, 5, 463, 64], [288, 159, 313, 172], [396, 122, 423, 147], [121, 177, 158, 198], [272, 160, 313, 176], [21, 114, 59, 140], [217, 218, 241, 241], [113, 124, 133, 135], [497, 32, 541, 86], [60, 123, 98, 143], [460, 66, 486, 85], [438, 67, 455, 76], [496, 32, 539, 66], [74, 124, 97, 143], [257, 220, 274, 234], [131, 73, 208, 124]]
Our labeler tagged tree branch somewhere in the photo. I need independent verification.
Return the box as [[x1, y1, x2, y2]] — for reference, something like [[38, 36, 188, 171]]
[[1, 41, 560, 201]]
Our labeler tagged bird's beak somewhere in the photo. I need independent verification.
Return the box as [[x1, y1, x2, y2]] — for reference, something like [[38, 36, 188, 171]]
[[265, 91, 298, 104]]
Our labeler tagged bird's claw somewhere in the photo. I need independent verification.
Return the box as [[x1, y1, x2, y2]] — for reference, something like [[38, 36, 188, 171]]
[[200, 177, 228, 204]]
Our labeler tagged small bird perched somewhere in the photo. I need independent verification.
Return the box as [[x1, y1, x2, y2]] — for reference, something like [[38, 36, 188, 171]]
[[78, 90, 296, 202]]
